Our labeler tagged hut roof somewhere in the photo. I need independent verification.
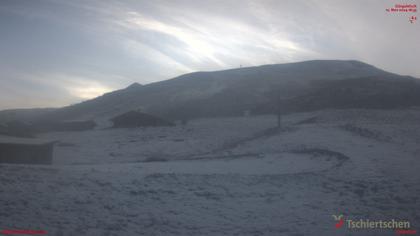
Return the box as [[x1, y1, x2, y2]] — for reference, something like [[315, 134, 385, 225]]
[[0, 135, 55, 145]]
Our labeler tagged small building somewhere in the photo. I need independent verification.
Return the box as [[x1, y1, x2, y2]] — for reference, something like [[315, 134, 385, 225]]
[[0, 135, 55, 164], [110, 111, 174, 128], [0, 120, 35, 138]]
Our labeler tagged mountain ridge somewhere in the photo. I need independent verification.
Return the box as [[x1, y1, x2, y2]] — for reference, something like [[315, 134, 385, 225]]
[[1, 60, 419, 124]]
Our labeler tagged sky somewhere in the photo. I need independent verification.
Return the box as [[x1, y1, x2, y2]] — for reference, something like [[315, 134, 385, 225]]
[[0, 0, 419, 110]]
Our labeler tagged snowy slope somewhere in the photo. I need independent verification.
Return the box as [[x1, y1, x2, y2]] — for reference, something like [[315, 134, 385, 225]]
[[1, 108, 419, 235]]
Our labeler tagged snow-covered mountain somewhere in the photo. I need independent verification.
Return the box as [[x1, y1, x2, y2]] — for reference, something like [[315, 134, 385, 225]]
[[2, 60, 420, 123]]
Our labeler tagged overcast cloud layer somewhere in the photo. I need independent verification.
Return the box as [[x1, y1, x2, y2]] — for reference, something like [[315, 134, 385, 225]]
[[0, 0, 419, 109]]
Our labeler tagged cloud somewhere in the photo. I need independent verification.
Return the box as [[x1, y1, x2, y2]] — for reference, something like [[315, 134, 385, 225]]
[[48, 74, 114, 100], [0, 0, 419, 109]]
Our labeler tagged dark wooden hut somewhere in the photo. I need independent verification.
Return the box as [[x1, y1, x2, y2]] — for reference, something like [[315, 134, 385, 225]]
[[0, 120, 35, 137], [0, 136, 55, 164]]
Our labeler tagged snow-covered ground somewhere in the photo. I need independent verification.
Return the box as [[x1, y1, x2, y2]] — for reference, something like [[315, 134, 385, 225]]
[[1, 109, 419, 235]]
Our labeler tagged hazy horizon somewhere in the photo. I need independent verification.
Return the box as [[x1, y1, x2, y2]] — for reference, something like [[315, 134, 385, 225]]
[[1, 0, 419, 110]]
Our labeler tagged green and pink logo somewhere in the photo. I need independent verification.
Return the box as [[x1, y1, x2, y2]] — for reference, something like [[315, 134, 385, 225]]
[[332, 214, 345, 229]]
